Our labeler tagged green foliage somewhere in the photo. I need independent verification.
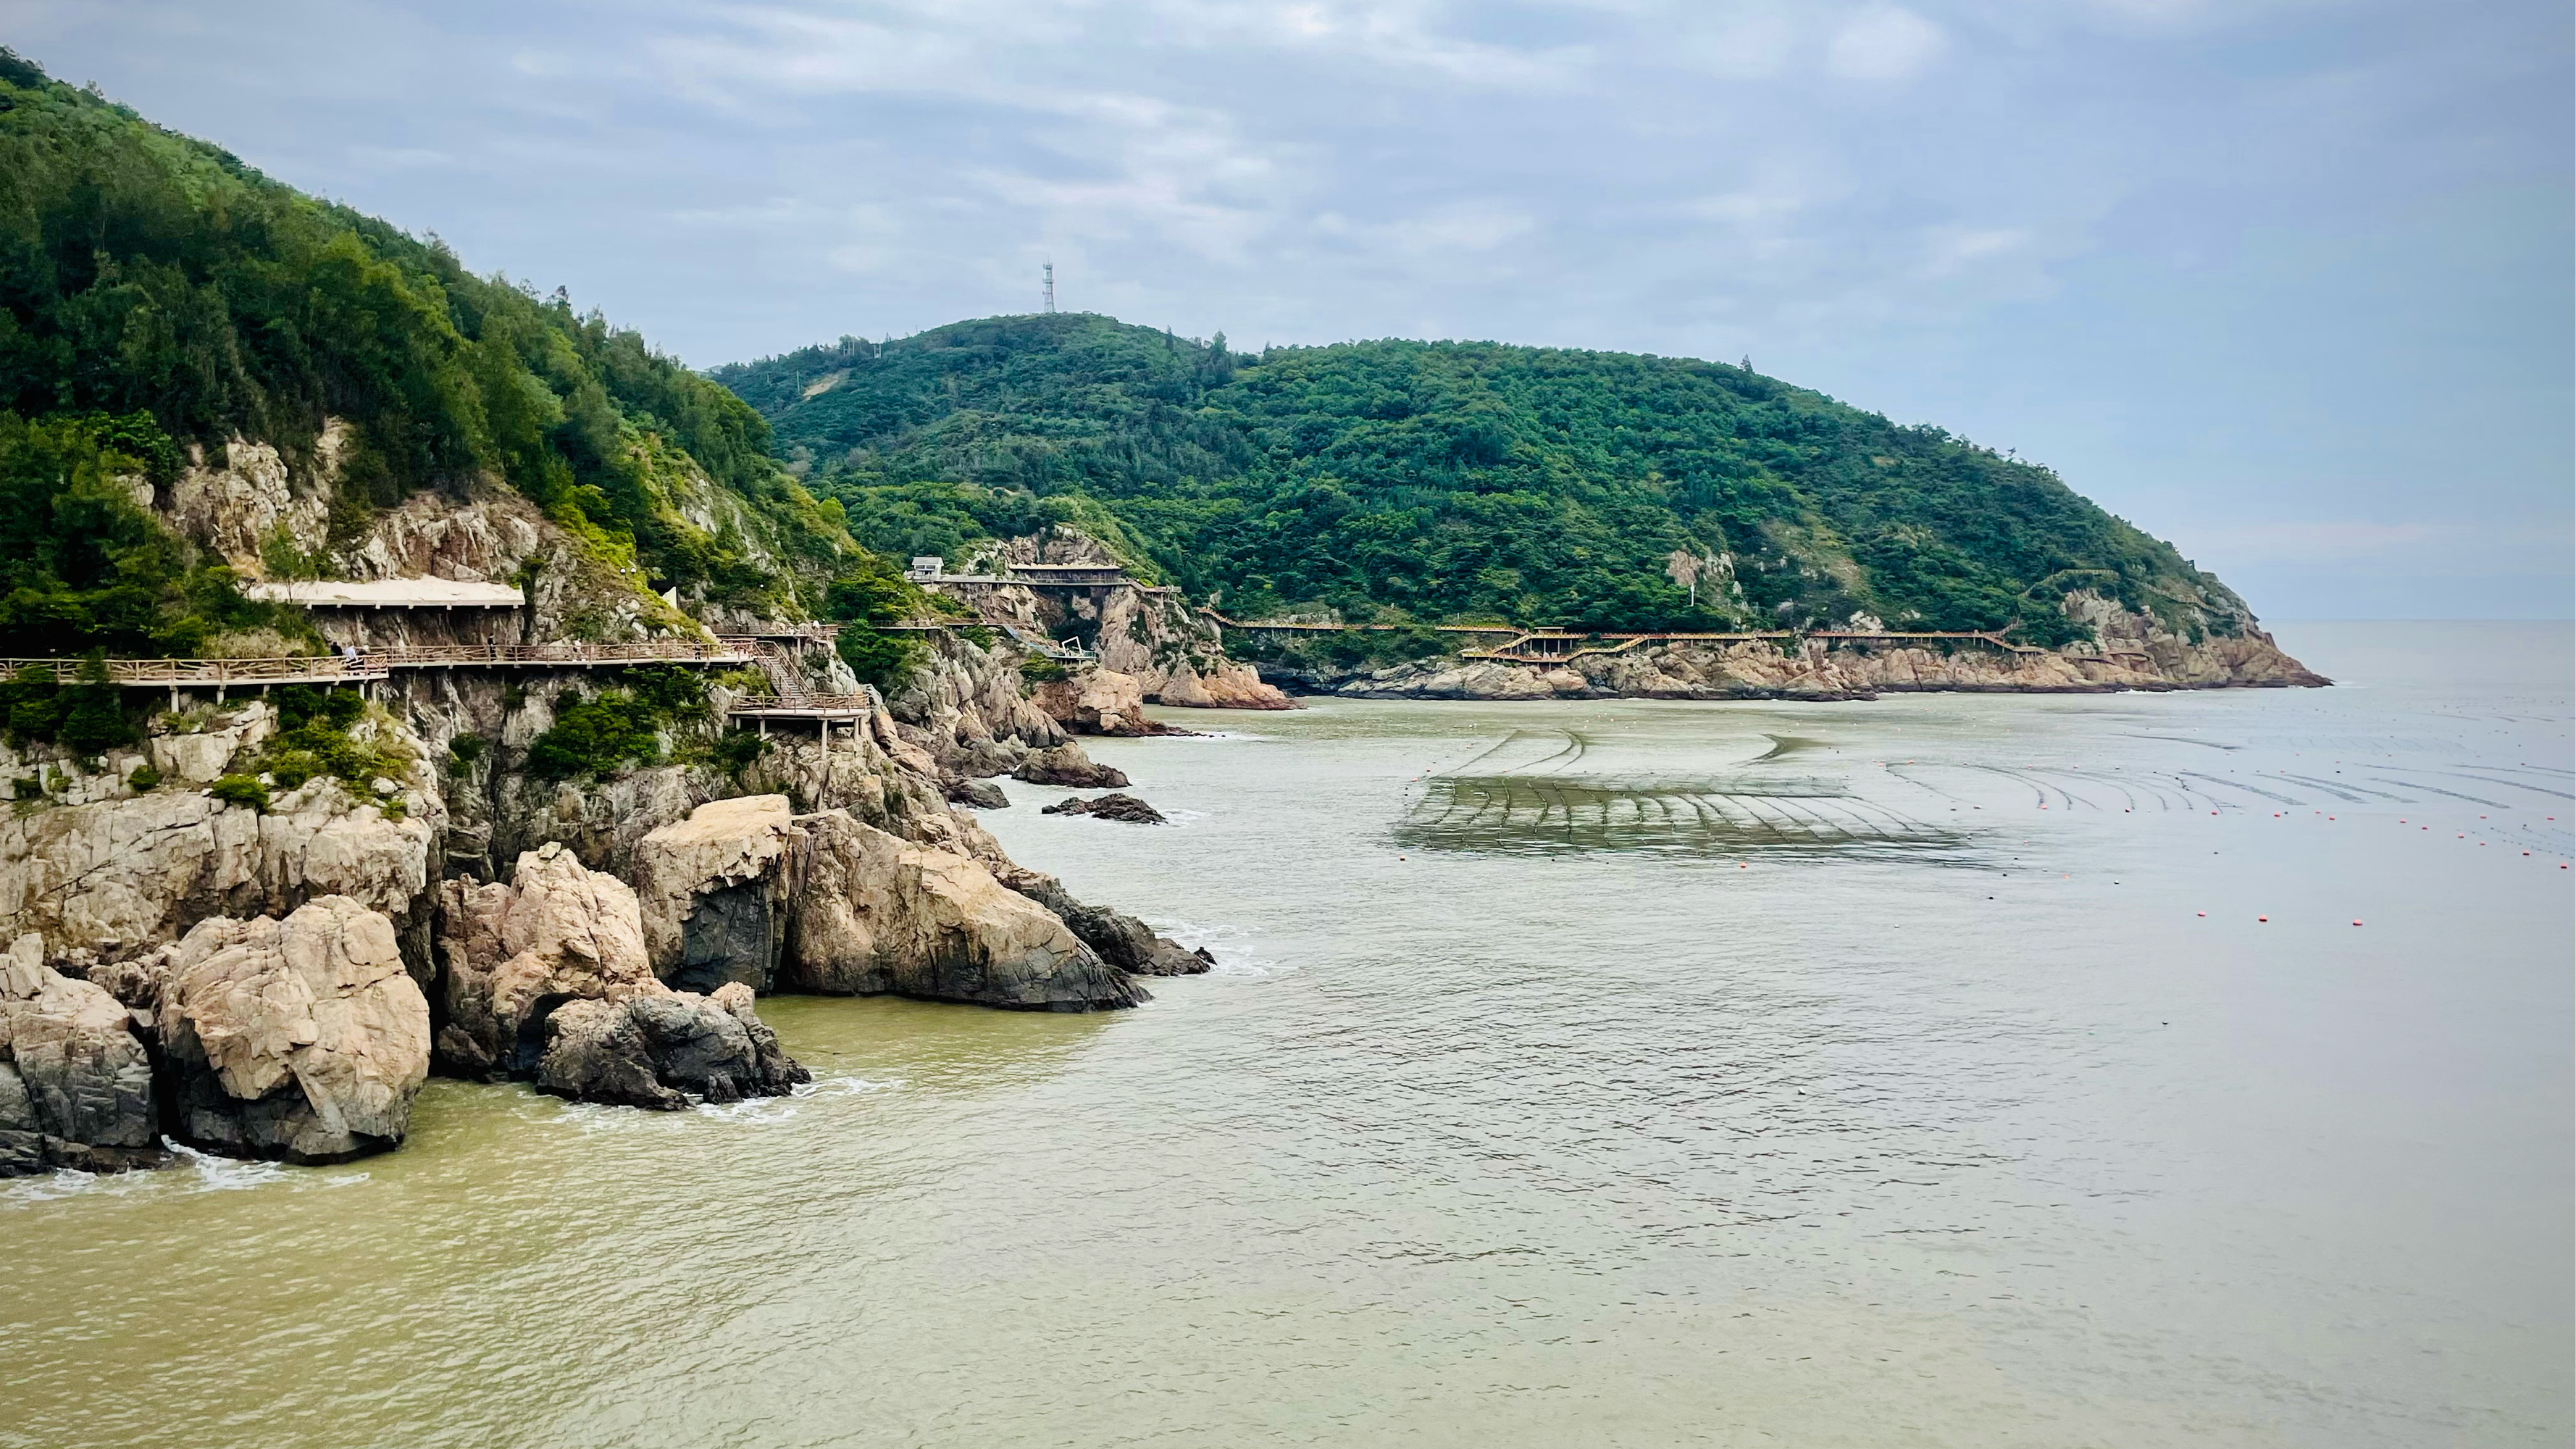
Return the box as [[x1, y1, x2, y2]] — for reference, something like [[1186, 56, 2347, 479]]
[[524, 693, 663, 781], [520, 665, 716, 782], [0, 52, 863, 651], [246, 685, 409, 796], [720, 313, 2247, 637], [1017, 657, 1070, 684], [709, 728, 767, 777], [125, 761, 159, 793], [444, 731, 486, 777], [835, 627, 919, 693], [0, 656, 138, 753], [0, 413, 302, 658], [208, 773, 269, 812]]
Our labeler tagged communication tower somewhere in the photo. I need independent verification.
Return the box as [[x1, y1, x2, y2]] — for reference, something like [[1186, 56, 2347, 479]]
[[1043, 262, 1055, 314]]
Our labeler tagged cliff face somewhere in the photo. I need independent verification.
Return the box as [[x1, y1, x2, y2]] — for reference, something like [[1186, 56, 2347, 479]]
[[936, 530, 1294, 711], [1299, 596, 2325, 701]]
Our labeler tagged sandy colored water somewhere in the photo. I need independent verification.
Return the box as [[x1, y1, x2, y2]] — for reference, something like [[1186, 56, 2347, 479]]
[[4, 621, 2568, 1448]]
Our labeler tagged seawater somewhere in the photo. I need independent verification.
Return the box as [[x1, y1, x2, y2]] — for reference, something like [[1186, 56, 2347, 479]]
[[4, 621, 2568, 1449]]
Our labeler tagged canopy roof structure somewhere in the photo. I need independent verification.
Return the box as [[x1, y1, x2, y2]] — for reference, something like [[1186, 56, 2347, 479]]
[[243, 578, 526, 609]]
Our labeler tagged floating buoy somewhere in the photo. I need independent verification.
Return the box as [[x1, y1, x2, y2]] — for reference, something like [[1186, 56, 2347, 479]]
[[2352, 920, 2363, 927], [2258, 915, 2268, 922], [2196, 911, 2206, 917]]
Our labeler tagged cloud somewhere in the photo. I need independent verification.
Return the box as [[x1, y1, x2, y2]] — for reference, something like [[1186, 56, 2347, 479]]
[[1824, 6, 1948, 80]]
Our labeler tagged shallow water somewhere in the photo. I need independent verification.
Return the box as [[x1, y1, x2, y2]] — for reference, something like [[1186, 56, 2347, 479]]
[[5, 622, 2569, 1448]]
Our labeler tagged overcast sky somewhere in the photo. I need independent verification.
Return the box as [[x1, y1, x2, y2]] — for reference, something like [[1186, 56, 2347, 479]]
[[11, 0, 2569, 617]]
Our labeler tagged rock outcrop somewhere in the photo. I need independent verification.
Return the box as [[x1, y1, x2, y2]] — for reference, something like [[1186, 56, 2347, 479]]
[[1041, 793, 1167, 824], [535, 981, 805, 1110], [635, 796, 1147, 1011], [1028, 668, 1166, 736], [433, 841, 658, 1078], [1012, 743, 1130, 789], [0, 706, 442, 971], [784, 809, 1145, 1009], [0, 933, 160, 1176], [1000, 874, 1213, 978], [156, 896, 432, 1164], [436, 843, 807, 1108]]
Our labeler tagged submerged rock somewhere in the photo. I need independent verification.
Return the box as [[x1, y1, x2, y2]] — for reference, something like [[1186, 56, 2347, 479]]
[[1040, 793, 1167, 824], [156, 896, 431, 1164], [1011, 743, 1129, 789], [0, 932, 160, 1176]]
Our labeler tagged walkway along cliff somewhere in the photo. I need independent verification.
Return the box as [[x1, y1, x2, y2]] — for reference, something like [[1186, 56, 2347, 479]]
[[0, 439, 1208, 1179]]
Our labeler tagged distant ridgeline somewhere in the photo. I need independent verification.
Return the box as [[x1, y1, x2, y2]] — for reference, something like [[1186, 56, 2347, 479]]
[[0, 49, 871, 666], [714, 313, 2257, 645]]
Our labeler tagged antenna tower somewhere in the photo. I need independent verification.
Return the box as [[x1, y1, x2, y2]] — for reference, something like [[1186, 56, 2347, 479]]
[[1043, 262, 1055, 314]]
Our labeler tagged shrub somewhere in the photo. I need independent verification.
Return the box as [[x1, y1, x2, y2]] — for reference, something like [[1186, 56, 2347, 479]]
[[209, 774, 270, 812], [524, 691, 664, 781], [126, 762, 160, 793], [1019, 658, 1070, 684], [709, 729, 767, 777], [446, 732, 487, 777], [835, 626, 921, 693], [248, 685, 409, 793]]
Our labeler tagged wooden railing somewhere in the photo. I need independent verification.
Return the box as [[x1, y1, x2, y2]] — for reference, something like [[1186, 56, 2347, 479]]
[[0, 656, 385, 686]]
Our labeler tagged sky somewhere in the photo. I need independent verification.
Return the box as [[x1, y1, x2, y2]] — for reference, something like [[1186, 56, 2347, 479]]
[[9, 0, 2569, 618]]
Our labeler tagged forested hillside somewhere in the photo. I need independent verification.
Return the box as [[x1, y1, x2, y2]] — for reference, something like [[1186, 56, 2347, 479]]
[[0, 49, 854, 660], [717, 314, 2253, 643]]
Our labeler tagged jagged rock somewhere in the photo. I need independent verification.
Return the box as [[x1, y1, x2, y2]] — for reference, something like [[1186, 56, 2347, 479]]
[[782, 809, 1147, 1011], [534, 981, 807, 1111], [1040, 792, 1166, 824], [948, 778, 1011, 809], [0, 933, 161, 1176], [432, 841, 658, 1079], [436, 842, 807, 1107], [156, 897, 430, 1164], [1012, 743, 1129, 789], [1002, 874, 1212, 978]]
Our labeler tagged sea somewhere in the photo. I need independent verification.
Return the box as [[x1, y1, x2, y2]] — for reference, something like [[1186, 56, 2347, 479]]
[[4, 620, 2568, 1448]]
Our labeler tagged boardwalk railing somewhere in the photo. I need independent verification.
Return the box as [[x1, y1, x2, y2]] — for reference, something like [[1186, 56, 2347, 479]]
[[0, 656, 387, 686], [7, 638, 757, 690]]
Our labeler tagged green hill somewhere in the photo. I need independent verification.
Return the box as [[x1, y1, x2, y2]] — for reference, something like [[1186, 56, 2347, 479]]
[[716, 313, 2255, 645], [0, 49, 855, 661]]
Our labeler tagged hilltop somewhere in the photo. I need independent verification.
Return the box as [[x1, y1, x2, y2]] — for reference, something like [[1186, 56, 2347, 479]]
[[716, 312, 2261, 646]]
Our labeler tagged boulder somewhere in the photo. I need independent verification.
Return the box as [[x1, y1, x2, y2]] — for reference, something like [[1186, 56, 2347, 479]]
[[1011, 743, 1129, 789], [0, 933, 160, 1176], [156, 897, 430, 1164], [534, 982, 806, 1111], [1040, 792, 1167, 824], [782, 811, 1147, 1010], [432, 841, 657, 1079], [946, 778, 1011, 810]]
